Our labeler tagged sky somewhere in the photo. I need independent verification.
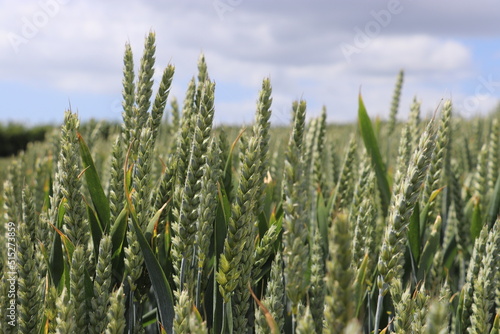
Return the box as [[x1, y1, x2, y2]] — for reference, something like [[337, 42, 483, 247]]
[[1, 0, 500, 126]]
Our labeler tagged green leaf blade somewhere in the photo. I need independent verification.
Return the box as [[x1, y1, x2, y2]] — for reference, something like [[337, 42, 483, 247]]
[[358, 93, 391, 216], [408, 202, 421, 265], [78, 133, 110, 232], [128, 200, 174, 333]]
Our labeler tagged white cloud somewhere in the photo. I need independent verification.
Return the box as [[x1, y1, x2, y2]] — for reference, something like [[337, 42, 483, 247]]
[[346, 35, 472, 75]]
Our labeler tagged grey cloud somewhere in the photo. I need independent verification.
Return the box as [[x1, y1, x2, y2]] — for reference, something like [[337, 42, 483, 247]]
[[0, 0, 498, 123]]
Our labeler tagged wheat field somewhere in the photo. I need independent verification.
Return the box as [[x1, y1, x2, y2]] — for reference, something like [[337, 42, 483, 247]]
[[0, 32, 499, 334]]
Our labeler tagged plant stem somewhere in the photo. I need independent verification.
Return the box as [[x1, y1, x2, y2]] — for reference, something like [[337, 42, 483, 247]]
[[374, 287, 385, 334]]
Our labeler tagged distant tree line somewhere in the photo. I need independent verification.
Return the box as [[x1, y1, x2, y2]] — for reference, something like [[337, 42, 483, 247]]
[[0, 123, 52, 157]]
